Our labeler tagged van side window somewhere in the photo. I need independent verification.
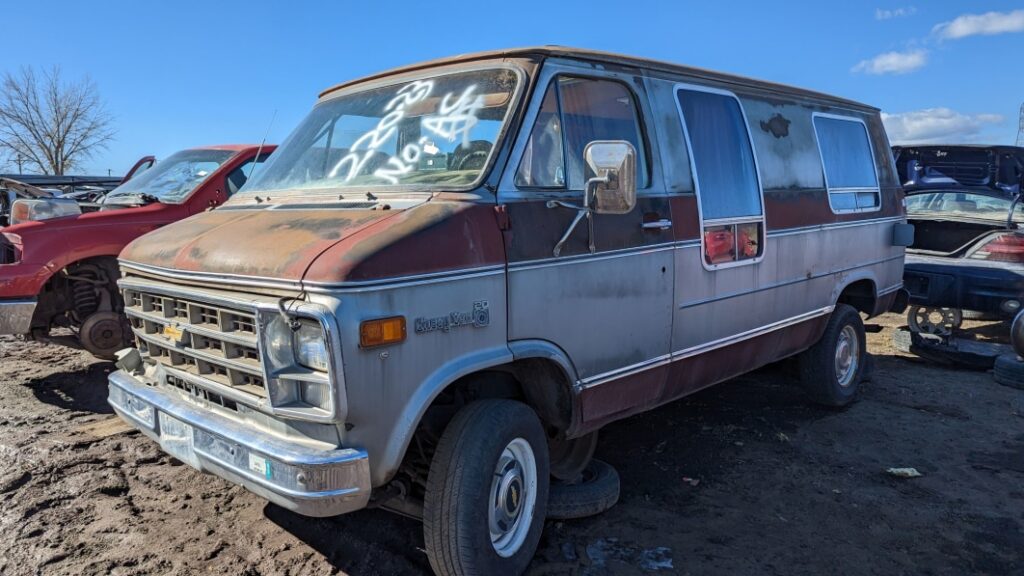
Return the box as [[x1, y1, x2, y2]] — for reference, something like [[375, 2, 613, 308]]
[[813, 115, 880, 213], [676, 87, 764, 266], [516, 76, 646, 190]]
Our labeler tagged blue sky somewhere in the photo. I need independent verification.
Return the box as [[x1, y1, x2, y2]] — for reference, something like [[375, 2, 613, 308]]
[[4, 0, 1023, 175]]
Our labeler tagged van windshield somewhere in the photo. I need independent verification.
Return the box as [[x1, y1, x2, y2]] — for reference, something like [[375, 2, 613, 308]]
[[240, 68, 520, 196]]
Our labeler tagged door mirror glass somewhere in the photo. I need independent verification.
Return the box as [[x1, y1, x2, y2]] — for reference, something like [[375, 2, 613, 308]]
[[584, 140, 636, 214]]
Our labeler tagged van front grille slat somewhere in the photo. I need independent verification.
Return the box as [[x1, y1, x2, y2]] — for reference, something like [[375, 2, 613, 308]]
[[123, 288, 267, 401]]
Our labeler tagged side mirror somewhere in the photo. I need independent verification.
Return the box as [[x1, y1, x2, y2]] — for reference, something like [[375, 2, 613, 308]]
[[584, 140, 637, 215]]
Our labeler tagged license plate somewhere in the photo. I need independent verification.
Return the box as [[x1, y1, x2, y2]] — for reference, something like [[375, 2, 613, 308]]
[[162, 324, 185, 343]]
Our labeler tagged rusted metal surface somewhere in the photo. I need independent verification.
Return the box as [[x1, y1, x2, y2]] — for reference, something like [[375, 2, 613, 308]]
[[305, 202, 506, 284], [120, 208, 395, 281]]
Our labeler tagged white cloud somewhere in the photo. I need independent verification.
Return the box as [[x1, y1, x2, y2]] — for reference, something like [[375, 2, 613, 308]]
[[881, 108, 1004, 144], [852, 49, 927, 75], [875, 7, 917, 20], [933, 9, 1024, 39]]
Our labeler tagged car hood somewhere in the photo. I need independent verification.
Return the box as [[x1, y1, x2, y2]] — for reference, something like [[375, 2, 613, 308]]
[[119, 206, 398, 281]]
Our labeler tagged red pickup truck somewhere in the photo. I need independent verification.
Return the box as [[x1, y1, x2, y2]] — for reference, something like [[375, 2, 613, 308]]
[[0, 144, 274, 358]]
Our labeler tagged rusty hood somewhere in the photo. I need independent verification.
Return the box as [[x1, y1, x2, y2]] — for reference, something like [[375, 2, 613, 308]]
[[119, 206, 397, 281]]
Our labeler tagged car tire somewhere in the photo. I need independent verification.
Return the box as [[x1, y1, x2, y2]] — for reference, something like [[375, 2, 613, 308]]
[[423, 399, 549, 576], [993, 353, 1024, 390], [547, 459, 620, 520], [798, 304, 866, 407], [548, 431, 598, 482]]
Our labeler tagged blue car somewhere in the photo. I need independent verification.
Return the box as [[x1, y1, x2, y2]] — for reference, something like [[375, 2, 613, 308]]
[[896, 145, 1024, 336]]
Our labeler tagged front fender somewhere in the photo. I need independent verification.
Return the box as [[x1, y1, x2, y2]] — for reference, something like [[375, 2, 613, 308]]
[[375, 344, 513, 486]]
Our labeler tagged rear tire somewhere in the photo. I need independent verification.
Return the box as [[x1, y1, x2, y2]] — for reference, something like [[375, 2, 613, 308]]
[[798, 304, 866, 407], [423, 399, 549, 576], [547, 459, 620, 520]]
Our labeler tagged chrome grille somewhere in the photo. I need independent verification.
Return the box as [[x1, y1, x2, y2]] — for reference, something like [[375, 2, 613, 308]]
[[122, 287, 267, 400]]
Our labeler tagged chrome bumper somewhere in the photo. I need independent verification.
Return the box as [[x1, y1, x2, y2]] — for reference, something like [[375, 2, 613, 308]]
[[0, 299, 35, 335], [108, 370, 371, 517]]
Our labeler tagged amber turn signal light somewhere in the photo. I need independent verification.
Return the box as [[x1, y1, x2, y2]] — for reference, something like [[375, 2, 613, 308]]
[[360, 316, 406, 348]]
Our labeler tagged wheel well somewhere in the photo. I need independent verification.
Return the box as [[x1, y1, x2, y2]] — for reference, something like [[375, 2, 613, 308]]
[[384, 358, 575, 511], [837, 279, 877, 316], [420, 358, 574, 438], [31, 255, 123, 333]]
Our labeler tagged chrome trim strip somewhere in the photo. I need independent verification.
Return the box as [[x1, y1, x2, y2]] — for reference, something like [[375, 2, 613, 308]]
[[678, 254, 905, 309], [120, 260, 304, 292], [767, 215, 904, 238], [579, 305, 835, 389], [671, 305, 834, 360], [510, 244, 677, 272], [320, 267, 506, 294]]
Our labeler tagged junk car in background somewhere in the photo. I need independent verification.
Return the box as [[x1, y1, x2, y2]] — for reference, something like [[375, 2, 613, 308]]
[[896, 145, 1024, 337], [0, 145, 273, 358], [106, 48, 907, 576]]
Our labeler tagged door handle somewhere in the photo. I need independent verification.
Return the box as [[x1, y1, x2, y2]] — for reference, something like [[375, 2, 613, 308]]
[[642, 219, 672, 230]]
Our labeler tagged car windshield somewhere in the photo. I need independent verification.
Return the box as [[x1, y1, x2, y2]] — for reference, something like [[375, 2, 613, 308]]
[[906, 191, 1024, 223], [104, 149, 234, 203], [240, 68, 520, 196]]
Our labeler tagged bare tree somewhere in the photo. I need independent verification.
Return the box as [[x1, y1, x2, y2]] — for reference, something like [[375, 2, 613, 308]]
[[0, 66, 115, 175]]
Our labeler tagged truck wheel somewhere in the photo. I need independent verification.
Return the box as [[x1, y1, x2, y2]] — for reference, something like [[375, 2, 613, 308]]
[[547, 459, 620, 520], [799, 304, 866, 407], [548, 431, 597, 481], [993, 353, 1024, 390], [424, 399, 549, 576]]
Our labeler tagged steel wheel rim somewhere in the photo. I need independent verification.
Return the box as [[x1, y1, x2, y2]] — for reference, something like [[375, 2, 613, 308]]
[[488, 437, 537, 558], [835, 324, 859, 388], [908, 306, 961, 336]]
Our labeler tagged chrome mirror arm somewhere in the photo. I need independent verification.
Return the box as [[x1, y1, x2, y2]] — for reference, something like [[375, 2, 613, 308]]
[[545, 171, 615, 257], [549, 207, 589, 257]]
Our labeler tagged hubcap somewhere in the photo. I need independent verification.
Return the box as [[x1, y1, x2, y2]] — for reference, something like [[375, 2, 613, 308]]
[[488, 437, 537, 558], [835, 325, 859, 387]]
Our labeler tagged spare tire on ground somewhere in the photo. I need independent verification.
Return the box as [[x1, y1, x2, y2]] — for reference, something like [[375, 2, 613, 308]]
[[993, 353, 1024, 390], [547, 459, 620, 520]]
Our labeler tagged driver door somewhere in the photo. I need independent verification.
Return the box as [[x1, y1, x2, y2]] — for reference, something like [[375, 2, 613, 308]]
[[498, 63, 674, 424]]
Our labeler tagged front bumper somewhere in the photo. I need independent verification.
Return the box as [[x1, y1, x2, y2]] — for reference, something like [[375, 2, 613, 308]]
[[904, 255, 1024, 317], [108, 370, 371, 517], [0, 298, 36, 334]]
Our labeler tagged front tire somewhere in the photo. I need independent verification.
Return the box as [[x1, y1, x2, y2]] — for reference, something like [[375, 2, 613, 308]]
[[799, 304, 867, 407], [424, 399, 549, 576]]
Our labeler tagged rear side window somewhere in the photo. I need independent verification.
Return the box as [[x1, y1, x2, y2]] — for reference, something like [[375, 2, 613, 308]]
[[516, 76, 646, 190], [813, 115, 880, 212], [676, 86, 764, 267]]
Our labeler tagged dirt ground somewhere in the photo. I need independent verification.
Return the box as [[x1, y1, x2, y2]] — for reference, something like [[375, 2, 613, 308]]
[[1, 313, 1023, 576]]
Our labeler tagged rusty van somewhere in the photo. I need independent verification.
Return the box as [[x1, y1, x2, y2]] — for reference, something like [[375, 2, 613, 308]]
[[107, 48, 909, 575]]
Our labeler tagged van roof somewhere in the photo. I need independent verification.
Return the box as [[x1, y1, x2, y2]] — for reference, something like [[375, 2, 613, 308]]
[[318, 46, 877, 112]]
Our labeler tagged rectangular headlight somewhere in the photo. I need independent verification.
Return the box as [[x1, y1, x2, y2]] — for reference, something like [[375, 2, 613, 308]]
[[293, 319, 329, 372]]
